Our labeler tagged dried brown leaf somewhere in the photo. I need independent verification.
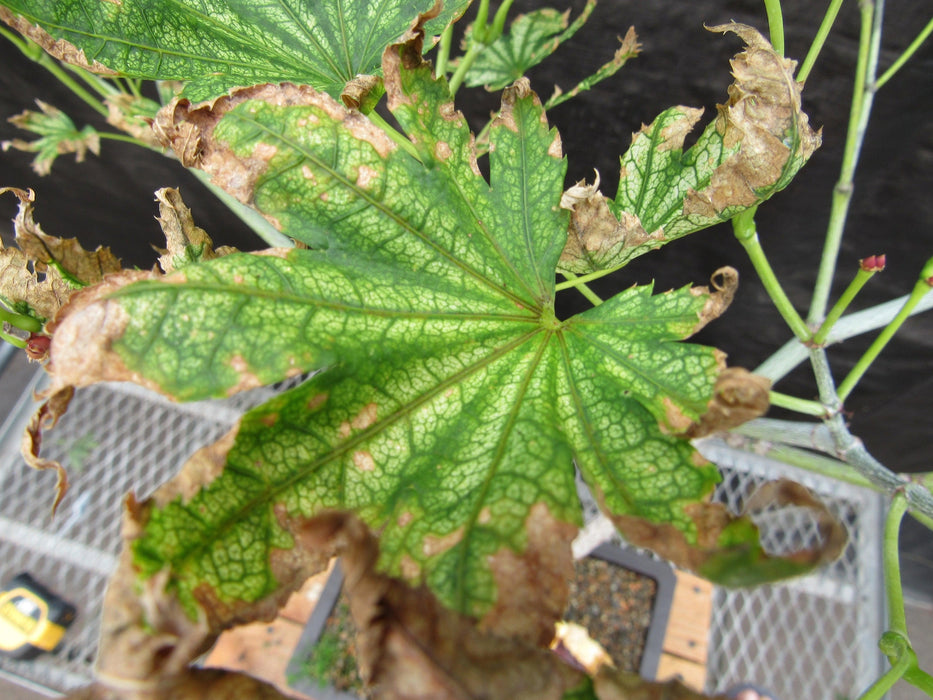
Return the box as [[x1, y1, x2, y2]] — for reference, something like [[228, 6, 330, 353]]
[[154, 187, 232, 273], [2, 187, 122, 285], [297, 511, 585, 700], [605, 474, 845, 586], [21, 385, 73, 514], [686, 22, 821, 217], [685, 367, 771, 438], [66, 669, 293, 700], [105, 94, 162, 148], [0, 7, 118, 75]]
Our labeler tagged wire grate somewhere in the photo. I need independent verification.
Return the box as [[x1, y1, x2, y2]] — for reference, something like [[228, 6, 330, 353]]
[[0, 371, 307, 695], [698, 437, 885, 700]]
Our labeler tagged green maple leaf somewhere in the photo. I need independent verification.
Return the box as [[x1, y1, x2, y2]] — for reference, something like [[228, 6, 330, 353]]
[[558, 23, 822, 274], [51, 39, 839, 626], [459, 1, 595, 91], [0, 0, 469, 100]]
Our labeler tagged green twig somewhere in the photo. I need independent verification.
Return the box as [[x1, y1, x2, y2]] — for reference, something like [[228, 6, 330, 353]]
[[0, 306, 42, 333], [755, 289, 933, 381], [448, 40, 484, 96], [807, 0, 882, 324], [884, 493, 908, 636], [0, 328, 26, 349], [559, 272, 603, 306], [767, 391, 827, 416], [762, 0, 785, 55], [63, 63, 120, 99], [489, 0, 516, 42], [836, 265, 933, 402], [98, 131, 150, 147], [435, 23, 454, 78], [733, 207, 812, 342], [796, 0, 846, 83], [367, 110, 421, 161], [0, 28, 110, 118], [857, 649, 912, 700], [904, 667, 933, 696], [812, 259, 882, 345], [875, 14, 933, 90]]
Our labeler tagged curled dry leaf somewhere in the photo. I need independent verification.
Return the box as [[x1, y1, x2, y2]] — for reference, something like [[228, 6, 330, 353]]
[[21, 385, 73, 515], [155, 187, 234, 273], [559, 22, 821, 274], [2, 187, 122, 287], [297, 511, 584, 700], [605, 476, 845, 588], [1, 188, 111, 323], [104, 94, 163, 149], [685, 367, 771, 438]]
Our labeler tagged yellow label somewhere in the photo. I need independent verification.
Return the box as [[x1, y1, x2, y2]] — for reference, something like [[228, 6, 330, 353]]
[[0, 588, 63, 652]]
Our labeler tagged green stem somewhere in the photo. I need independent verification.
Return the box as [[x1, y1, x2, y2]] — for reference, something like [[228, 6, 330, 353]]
[[367, 110, 421, 161], [559, 272, 603, 306], [874, 14, 933, 90], [0, 29, 110, 119], [796, 0, 846, 83], [98, 131, 150, 147], [63, 63, 120, 99], [755, 289, 933, 382], [762, 0, 785, 55], [0, 306, 42, 333], [188, 169, 294, 249], [812, 265, 877, 345], [435, 23, 453, 78], [884, 493, 908, 636], [733, 207, 812, 341], [807, 0, 882, 324], [489, 0, 516, 42], [836, 272, 933, 402], [448, 40, 484, 96], [767, 391, 827, 416], [904, 667, 933, 696], [857, 650, 912, 700], [0, 328, 27, 349]]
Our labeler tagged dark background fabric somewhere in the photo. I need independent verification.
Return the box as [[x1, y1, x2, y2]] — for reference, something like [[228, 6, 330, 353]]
[[0, 2, 930, 503]]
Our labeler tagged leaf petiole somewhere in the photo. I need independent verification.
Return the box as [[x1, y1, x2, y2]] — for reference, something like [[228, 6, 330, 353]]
[[796, 0, 846, 83], [767, 391, 827, 416], [733, 207, 812, 342], [435, 23, 454, 78], [836, 259, 933, 402], [0, 328, 27, 349], [0, 28, 110, 119], [367, 110, 422, 161], [558, 271, 603, 306], [812, 257, 883, 345], [874, 15, 933, 90], [762, 0, 785, 56], [0, 306, 42, 334]]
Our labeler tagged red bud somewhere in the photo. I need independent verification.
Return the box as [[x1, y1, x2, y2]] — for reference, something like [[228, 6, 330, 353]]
[[859, 254, 886, 272], [24, 333, 51, 362]]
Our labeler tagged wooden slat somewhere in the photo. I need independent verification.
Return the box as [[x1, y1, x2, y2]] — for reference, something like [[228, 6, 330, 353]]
[[656, 651, 707, 691], [662, 570, 713, 665], [204, 616, 310, 699]]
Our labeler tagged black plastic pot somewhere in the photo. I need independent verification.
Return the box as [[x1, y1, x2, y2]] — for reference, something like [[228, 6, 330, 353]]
[[285, 543, 675, 698]]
